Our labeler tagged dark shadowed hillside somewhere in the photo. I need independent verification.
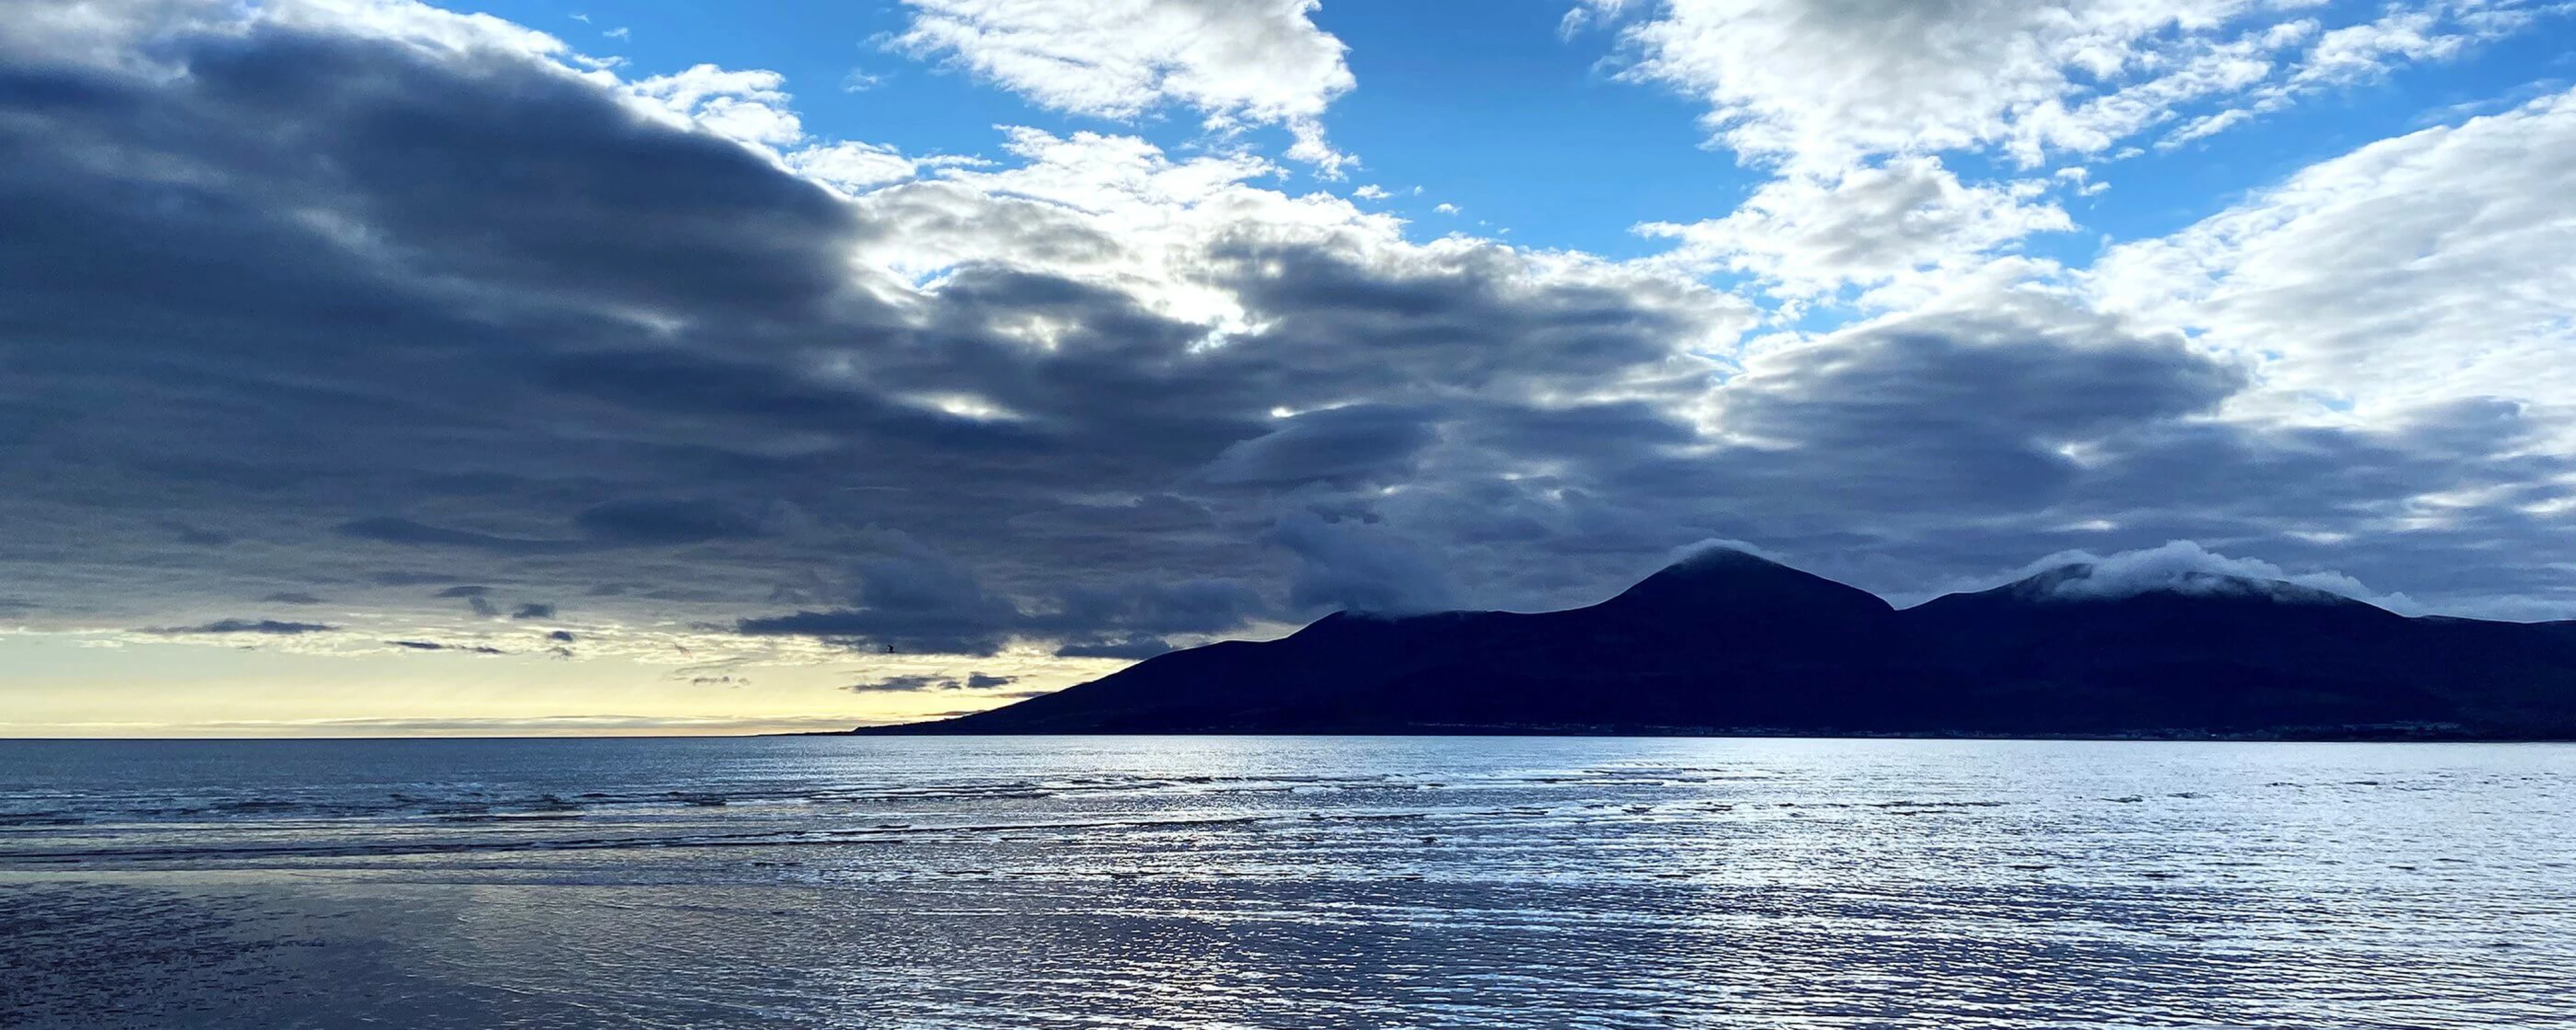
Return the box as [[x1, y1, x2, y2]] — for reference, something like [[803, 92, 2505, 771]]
[[863, 550, 2576, 739]]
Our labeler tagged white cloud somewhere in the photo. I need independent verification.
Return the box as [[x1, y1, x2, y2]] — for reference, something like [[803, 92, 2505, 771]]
[[2088, 86, 2576, 426], [786, 141, 919, 193], [1559, 0, 1629, 38], [264, 0, 574, 63], [1597, 0, 2557, 170], [893, 0, 1356, 171], [628, 64, 805, 147], [2292, 6, 2468, 87], [2158, 108, 2257, 150], [1638, 156, 2072, 301], [623, 62, 927, 196], [2012, 540, 2420, 612], [845, 127, 1746, 357], [1604, 0, 2243, 168]]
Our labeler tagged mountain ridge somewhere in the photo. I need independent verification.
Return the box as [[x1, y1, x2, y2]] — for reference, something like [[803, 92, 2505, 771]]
[[858, 549, 2576, 740]]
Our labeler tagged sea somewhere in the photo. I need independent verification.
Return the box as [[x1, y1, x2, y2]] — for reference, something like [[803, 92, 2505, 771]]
[[1, 736, 2570, 1029]]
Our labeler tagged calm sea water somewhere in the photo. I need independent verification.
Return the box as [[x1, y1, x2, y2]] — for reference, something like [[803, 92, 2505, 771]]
[[2, 736, 2570, 1029]]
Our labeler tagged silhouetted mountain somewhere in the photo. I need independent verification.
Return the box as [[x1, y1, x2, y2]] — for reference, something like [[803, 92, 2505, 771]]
[[864, 550, 2576, 739]]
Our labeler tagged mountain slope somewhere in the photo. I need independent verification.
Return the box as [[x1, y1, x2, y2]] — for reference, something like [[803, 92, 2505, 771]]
[[866, 550, 2576, 739]]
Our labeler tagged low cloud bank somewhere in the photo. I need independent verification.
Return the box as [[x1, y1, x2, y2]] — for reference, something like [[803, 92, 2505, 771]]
[[2013, 540, 2422, 612]]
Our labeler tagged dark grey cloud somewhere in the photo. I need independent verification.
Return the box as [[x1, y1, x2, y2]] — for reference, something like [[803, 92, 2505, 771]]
[[740, 545, 1262, 654], [572, 499, 765, 545], [345, 501, 774, 555], [846, 671, 1021, 692], [338, 519, 585, 555], [148, 619, 335, 635], [385, 640, 506, 654], [1052, 636, 1179, 660], [1269, 512, 1459, 615], [1650, 311, 2248, 521], [370, 572, 465, 587], [160, 522, 234, 547], [260, 592, 325, 606], [510, 603, 557, 621], [1198, 404, 1440, 486], [744, 551, 1029, 655], [848, 674, 954, 692]]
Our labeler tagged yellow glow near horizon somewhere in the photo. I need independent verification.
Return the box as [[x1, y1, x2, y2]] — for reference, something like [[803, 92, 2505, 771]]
[[0, 632, 1131, 738]]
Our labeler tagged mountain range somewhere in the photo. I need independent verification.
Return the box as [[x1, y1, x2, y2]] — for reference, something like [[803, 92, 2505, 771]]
[[862, 549, 2576, 739]]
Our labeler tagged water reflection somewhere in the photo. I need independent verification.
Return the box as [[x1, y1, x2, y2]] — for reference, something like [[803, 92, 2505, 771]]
[[1, 736, 2570, 1027]]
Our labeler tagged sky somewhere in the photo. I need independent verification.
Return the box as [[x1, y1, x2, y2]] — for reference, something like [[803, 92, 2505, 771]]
[[3, 0, 2575, 736]]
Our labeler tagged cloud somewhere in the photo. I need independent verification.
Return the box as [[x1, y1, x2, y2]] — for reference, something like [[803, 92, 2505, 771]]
[[1269, 511, 1458, 615], [786, 140, 917, 192], [1638, 157, 2070, 300], [847, 670, 1024, 692], [2009, 540, 2419, 612], [847, 673, 956, 692], [339, 519, 585, 555], [743, 543, 1266, 655], [339, 501, 766, 557], [386, 639, 506, 654], [1, 0, 2571, 673], [1713, 307, 2247, 501], [1198, 404, 1439, 486], [260, 592, 326, 605], [2089, 86, 2576, 424], [1559, 0, 1629, 38], [371, 572, 465, 587], [148, 619, 337, 635], [162, 522, 234, 547], [743, 548, 1030, 655], [1598, 0, 2549, 170], [509, 603, 557, 620], [628, 63, 804, 147], [892, 0, 1355, 170], [1665, 537, 1782, 566], [572, 499, 765, 545], [1052, 636, 1177, 659]]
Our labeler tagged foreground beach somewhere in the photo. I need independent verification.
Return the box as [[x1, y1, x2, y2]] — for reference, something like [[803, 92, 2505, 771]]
[[6, 736, 2572, 1027]]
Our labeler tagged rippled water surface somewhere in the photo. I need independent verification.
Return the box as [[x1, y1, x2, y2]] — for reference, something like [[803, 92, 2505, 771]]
[[3, 736, 2570, 1028]]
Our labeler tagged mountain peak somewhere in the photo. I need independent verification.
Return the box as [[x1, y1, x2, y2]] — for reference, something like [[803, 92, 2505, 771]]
[[1600, 546, 1893, 617]]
